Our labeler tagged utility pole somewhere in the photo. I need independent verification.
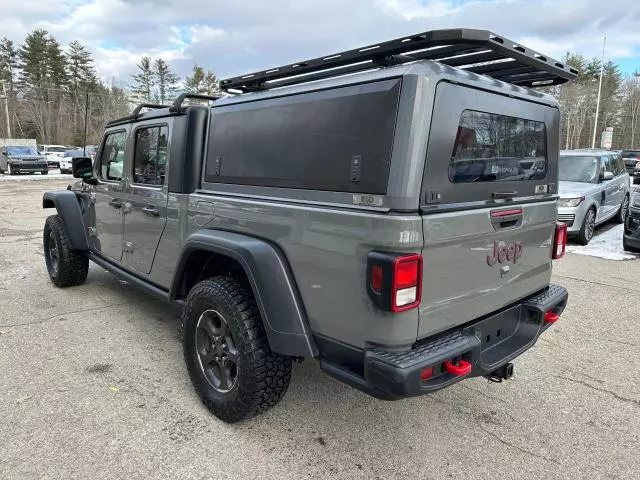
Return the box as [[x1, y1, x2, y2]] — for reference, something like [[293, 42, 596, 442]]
[[83, 91, 89, 155], [1, 80, 11, 138], [591, 36, 606, 149]]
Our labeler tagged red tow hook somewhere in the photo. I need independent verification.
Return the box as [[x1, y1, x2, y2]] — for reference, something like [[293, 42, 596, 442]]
[[544, 311, 560, 324], [444, 359, 472, 376]]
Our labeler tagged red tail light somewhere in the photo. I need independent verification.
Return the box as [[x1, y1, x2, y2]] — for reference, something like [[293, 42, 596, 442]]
[[552, 222, 567, 260], [367, 252, 423, 312], [392, 255, 422, 312]]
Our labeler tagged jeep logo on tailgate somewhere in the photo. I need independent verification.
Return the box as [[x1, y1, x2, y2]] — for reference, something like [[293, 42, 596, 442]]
[[487, 240, 523, 266]]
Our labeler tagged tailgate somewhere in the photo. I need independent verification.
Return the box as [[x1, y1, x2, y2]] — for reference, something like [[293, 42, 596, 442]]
[[417, 81, 560, 339], [418, 201, 555, 339]]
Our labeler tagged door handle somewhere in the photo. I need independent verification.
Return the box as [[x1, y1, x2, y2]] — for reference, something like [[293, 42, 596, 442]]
[[142, 206, 160, 217], [108, 199, 122, 209]]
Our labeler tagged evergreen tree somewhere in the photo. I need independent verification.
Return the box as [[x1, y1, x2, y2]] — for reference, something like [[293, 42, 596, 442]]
[[46, 36, 69, 89], [131, 56, 154, 102], [184, 64, 220, 96], [153, 58, 180, 103], [0, 38, 19, 91], [19, 29, 50, 90], [67, 40, 98, 92]]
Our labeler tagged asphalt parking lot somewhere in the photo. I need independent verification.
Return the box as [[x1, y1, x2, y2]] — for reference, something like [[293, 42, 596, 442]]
[[1, 178, 639, 480]]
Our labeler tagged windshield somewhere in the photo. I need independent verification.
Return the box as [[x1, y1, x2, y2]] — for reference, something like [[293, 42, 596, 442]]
[[559, 155, 599, 183], [6, 146, 39, 156], [48, 146, 67, 153]]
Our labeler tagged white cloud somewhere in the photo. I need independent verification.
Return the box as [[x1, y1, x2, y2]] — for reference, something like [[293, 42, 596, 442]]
[[2, 0, 639, 85]]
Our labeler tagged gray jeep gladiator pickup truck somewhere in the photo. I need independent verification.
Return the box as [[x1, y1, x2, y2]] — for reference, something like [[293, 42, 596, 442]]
[[42, 28, 573, 423]]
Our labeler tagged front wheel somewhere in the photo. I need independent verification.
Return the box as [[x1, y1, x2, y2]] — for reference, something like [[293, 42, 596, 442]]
[[577, 207, 596, 245], [43, 215, 89, 287], [7, 163, 15, 175], [42, 170, 49, 175], [617, 195, 629, 224], [182, 277, 292, 423]]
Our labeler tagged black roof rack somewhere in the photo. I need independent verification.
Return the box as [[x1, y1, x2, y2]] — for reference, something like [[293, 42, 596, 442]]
[[169, 93, 222, 112], [106, 103, 169, 127], [220, 28, 578, 93]]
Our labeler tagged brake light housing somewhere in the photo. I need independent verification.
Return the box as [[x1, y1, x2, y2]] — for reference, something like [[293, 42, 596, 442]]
[[552, 222, 567, 260], [367, 252, 423, 312]]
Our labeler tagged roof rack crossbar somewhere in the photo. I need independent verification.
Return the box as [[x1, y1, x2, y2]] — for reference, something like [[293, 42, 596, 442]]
[[170, 93, 222, 113], [131, 103, 169, 117], [220, 28, 577, 93]]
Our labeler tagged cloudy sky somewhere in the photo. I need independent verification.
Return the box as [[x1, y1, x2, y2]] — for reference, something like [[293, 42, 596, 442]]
[[3, 0, 640, 86]]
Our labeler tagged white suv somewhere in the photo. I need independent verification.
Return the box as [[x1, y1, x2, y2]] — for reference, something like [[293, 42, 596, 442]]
[[38, 145, 68, 168]]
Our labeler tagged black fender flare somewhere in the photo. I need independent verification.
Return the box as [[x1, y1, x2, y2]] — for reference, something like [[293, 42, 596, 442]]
[[170, 230, 318, 358], [42, 190, 89, 251]]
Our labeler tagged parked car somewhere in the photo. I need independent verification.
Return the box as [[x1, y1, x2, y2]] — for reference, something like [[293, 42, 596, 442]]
[[621, 149, 640, 184], [38, 144, 68, 168], [60, 149, 86, 174], [40, 28, 572, 423], [558, 149, 630, 245], [0, 145, 49, 175]]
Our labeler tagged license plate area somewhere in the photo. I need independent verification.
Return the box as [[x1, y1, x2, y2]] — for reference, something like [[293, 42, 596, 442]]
[[468, 305, 541, 369], [479, 306, 521, 350]]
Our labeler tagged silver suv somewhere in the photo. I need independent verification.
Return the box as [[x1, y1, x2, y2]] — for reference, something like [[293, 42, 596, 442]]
[[40, 29, 572, 423], [558, 149, 630, 245]]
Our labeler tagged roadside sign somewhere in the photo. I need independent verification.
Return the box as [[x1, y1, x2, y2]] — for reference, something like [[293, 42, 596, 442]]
[[601, 126, 614, 150]]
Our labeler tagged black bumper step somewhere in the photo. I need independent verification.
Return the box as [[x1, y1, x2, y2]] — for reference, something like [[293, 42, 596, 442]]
[[322, 284, 568, 400]]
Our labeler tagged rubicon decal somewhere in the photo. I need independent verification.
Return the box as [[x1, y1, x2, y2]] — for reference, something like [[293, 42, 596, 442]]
[[487, 240, 523, 266]]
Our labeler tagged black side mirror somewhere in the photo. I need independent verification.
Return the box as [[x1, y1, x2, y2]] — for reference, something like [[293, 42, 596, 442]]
[[72, 156, 94, 180], [1, 151, 7, 157]]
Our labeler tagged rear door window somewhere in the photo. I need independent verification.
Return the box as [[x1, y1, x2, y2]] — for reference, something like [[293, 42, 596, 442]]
[[449, 110, 547, 183]]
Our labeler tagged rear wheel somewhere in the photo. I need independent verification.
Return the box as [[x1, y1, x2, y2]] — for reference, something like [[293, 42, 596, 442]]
[[182, 276, 292, 423], [617, 195, 629, 224], [577, 207, 596, 245], [43, 215, 89, 287]]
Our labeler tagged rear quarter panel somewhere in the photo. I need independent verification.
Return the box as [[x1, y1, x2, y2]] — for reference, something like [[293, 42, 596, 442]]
[[185, 194, 423, 349]]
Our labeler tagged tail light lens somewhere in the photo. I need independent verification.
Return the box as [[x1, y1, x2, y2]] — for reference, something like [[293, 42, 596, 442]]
[[392, 255, 422, 311], [367, 252, 423, 312], [552, 222, 567, 260]]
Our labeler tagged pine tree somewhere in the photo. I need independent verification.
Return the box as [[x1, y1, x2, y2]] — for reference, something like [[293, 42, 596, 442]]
[[46, 36, 69, 89], [184, 64, 220, 96], [153, 58, 180, 103], [19, 29, 50, 90], [0, 38, 19, 91], [67, 40, 97, 92], [131, 56, 154, 102]]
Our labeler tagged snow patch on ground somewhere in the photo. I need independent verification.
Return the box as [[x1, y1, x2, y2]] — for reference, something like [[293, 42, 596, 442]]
[[566, 224, 639, 261], [0, 170, 71, 182]]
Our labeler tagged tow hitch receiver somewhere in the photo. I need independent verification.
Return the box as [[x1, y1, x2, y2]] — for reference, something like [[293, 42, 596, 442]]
[[486, 362, 514, 383]]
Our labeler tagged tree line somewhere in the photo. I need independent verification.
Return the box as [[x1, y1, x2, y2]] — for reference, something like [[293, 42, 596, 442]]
[[0, 30, 220, 145], [1, 29, 639, 149], [547, 54, 640, 150]]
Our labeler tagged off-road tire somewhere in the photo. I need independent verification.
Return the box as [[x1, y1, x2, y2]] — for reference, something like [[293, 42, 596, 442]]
[[43, 215, 89, 287], [182, 277, 292, 423], [577, 207, 596, 245], [616, 194, 629, 224]]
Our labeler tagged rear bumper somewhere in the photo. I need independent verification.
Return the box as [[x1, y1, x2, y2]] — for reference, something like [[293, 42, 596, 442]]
[[321, 284, 568, 400]]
